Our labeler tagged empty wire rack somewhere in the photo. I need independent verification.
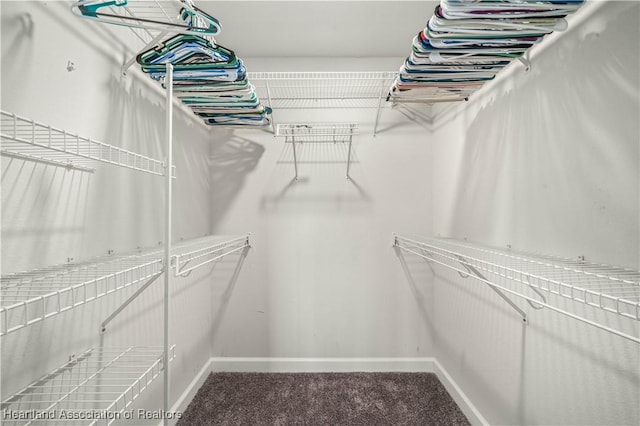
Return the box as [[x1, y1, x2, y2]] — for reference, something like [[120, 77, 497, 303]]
[[0, 111, 173, 176], [173, 234, 251, 277], [275, 123, 358, 180], [0, 251, 164, 336], [249, 72, 396, 135], [1, 346, 175, 426], [249, 72, 397, 107], [393, 235, 640, 343]]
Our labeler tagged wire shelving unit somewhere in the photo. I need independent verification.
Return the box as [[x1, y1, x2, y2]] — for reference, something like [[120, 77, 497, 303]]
[[0, 251, 164, 337], [393, 235, 640, 344], [275, 123, 358, 180], [0, 346, 175, 426], [249, 72, 396, 135], [0, 111, 172, 176]]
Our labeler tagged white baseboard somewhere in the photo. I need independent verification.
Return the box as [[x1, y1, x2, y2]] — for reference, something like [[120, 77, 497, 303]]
[[169, 357, 486, 426], [164, 358, 214, 426], [433, 358, 489, 426], [210, 357, 436, 373]]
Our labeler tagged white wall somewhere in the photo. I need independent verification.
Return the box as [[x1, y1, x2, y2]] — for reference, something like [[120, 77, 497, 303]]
[[208, 106, 436, 359], [429, 1, 640, 424], [1, 2, 223, 423]]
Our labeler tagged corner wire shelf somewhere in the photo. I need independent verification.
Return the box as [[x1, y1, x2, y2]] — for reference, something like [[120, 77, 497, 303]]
[[172, 234, 251, 277], [275, 123, 358, 180], [0, 250, 164, 337], [393, 235, 640, 344], [248, 72, 397, 135], [0, 345, 175, 426], [0, 111, 175, 177]]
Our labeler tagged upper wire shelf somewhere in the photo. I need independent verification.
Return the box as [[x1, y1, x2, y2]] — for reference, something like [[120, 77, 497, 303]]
[[0, 111, 174, 176], [275, 123, 358, 143], [249, 72, 397, 109], [173, 234, 251, 277], [1, 346, 175, 426], [0, 250, 164, 336], [274, 123, 358, 180], [394, 235, 640, 343]]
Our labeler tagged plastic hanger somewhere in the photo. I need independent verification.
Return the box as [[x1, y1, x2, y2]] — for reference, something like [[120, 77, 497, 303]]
[[136, 35, 238, 70], [72, 0, 221, 35]]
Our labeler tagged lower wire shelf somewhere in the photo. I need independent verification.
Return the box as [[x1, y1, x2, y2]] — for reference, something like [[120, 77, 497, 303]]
[[1, 235, 252, 336], [1, 346, 175, 426], [393, 235, 640, 343]]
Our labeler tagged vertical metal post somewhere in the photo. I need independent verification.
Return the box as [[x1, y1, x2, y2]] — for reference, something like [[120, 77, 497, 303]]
[[290, 135, 298, 180], [122, 30, 169, 76], [265, 80, 275, 135], [346, 131, 353, 180], [163, 62, 173, 426], [373, 79, 388, 137]]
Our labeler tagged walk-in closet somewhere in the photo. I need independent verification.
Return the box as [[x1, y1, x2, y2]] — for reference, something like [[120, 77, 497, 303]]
[[1, 1, 638, 425]]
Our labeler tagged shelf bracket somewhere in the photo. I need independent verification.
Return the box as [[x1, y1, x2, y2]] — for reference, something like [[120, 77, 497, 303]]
[[290, 135, 299, 180], [453, 254, 528, 323], [346, 131, 353, 180], [100, 272, 163, 334], [373, 80, 387, 136], [517, 54, 531, 72]]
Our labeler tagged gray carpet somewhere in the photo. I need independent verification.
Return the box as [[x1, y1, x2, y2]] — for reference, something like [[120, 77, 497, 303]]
[[178, 372, 470, 425]]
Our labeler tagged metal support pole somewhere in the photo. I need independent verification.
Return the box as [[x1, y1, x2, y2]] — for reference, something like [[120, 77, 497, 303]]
[[346, 132, 353, 180], [163, 62, 173, 426], [122, 30, 169, 75], [291, 135, 299, 180], [373, 80, 388, 136], [265, 80, 275, 135]]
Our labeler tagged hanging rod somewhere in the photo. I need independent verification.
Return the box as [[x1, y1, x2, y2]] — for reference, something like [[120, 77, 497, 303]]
[[393, 234, 640, 344]]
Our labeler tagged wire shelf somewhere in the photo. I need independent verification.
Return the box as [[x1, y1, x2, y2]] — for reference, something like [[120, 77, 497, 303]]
[[394, 235, 640, 343], [0, 111, 172, 176], [1, 346, 175, 425], [275, 123, 358, 143], [249, 72, 397, 109], [173, 234, 251, 276], [0, 251, 164, 336]]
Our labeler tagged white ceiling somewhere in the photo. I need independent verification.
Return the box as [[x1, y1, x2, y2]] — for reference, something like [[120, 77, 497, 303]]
[[198, 1, 439, 58]]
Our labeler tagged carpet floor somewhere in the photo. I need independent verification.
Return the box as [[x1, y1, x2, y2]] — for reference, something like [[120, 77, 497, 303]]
[[178, 372, 470, 426]]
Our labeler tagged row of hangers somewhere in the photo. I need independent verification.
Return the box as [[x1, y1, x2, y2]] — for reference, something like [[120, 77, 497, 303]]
[[73, 0, 271, 127], [388, 0, 585, 103], [136, 34, 271, 127]]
